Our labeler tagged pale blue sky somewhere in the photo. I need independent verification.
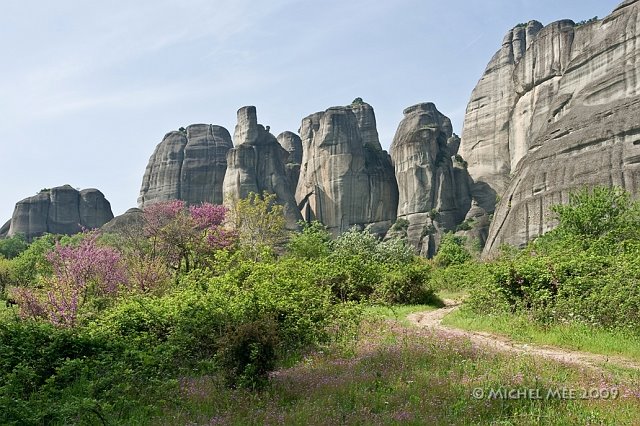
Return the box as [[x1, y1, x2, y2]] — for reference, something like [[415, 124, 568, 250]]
[[0, 0, 621, 222]]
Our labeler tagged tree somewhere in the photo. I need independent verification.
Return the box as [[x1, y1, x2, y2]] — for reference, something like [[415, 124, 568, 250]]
[[287, 221, 331, 259], [551, 186, 636, 239], [0, 235, 28, 259], [227, 192, 287, 260], [13, 231, 127, 327], [433, 233, 471, 267], [143, 200, 236, 273]]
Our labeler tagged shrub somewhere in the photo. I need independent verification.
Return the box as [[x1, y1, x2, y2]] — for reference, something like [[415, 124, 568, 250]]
[[466, 187, 640, 329], [433, 233, 471, 267], [390, 218, 409, 232], [228, 192, 287, 260], [0, 321, 167, 425], [455, 219, 474, 232], [0, 235, 28, 259], [551, 186, 637, 241], [430, 261, 492, 292], [13, 231, 127, 327], [143, 200, 236, 273], [0, 258, 13, 299], [10, 234, 57, 286], [216, 317, 280, 389], [373, 261, 436, 305], [287, 221, 331, 259]]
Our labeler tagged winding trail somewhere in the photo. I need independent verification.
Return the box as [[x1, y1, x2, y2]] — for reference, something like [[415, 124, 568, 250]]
[[407, 300, 640, 373]]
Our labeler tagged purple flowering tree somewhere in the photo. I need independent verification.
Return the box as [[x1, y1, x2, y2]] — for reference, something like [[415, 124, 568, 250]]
[[14, 231, 127, 327], [143, 201, 237, 273]]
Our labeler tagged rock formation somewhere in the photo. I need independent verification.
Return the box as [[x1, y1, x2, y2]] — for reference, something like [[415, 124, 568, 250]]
[[138, 124, 232, 207], [295, 101, 398, 235], [458, 0, 640, 254], [5, 185, 114, 241], [390, 103, 473, 256], [459, 20, 544, 205], [0, 220, 10, 238], [222, 106, 302, 229], [277, 131, 303, 188], [101, 208, 145, 236]]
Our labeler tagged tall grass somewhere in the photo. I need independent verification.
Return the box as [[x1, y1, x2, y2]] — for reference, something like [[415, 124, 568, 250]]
[[158, 318, 640, 425]]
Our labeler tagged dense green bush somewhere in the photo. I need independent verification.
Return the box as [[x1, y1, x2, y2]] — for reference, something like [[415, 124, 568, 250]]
[[216, 316, 280, 389], [430, 261, 492, 292], [433, 233, 471, 267], [466, 186, 640, 330], [0, 235, 28, 260], [318, 228, 429, 304], [0, 321, 168, 424], [372, 260, 436, 305], [9, 234, 57, 286], [0, 192, 448, 422], [286, 221, 331, 259]]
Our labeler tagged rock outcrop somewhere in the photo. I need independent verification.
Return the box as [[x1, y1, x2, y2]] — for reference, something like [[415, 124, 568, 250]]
[[223, 106, 302, 229], [295, 102, 398, 235], [459, 20, 544, 204], [101, 208, 145, 236], [458, 0, 640, 254], [0, 220, 11, 238], [138, 124, 232, 207], [277, 131, 303, 188], [5, 185, 114, 241], [390, 103, 473, 256]]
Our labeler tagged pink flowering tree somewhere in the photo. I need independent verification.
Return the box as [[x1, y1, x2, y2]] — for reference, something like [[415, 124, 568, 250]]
[[143, 201, 237, 273], [14, 231, 127, 327]]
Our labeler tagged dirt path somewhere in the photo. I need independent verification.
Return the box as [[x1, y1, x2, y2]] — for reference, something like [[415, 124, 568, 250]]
[[407, 300, 640, 373]]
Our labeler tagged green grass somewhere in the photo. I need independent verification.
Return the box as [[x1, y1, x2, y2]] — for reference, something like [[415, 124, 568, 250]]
[[158, 318, 640, 425], [443, 307, 640, 362]]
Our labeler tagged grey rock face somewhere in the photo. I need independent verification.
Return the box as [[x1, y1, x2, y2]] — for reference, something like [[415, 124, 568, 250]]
[[7, 185, 114, 241], [102, 208, 145, 236], [350, 101, 383, 150], [223, 106, 302, 229], [459, 20, 544, 207], [0, 220, 10, 238], [277, 131, 303, 188], [455, 201, 491, 249], [463, 1, 640, 254], [295, 103, 398, 235], [138, 124, 232, 207], [390, 103, 473, 256]]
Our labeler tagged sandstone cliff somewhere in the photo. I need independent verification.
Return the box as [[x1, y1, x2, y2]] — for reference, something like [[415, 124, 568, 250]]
[[295, 102, 398, 235], [101, 208, 144, 236], [138, 124, 232, 207], [5, 185, 114, 241], [223, 106, 302, 229], [459, 0, 640, 254], [390, 103, 473, 256], [277, 131, 303, 188]]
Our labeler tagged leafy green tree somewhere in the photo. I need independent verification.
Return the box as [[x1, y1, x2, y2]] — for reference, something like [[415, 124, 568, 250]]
[[0, 258, 13, 299], [551, 186, 636, 239], [287, 221, 331, 259], [0, 235, 28, 259], [10, 234, 57, 286], [228, 192, 287, 260], [433, 233, 471, 267]]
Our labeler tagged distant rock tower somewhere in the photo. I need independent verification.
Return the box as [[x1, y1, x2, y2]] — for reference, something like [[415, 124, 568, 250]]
[[222, 106, 302, 229]]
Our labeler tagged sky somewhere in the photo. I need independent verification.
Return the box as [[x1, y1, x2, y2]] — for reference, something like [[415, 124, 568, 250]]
[[0, 0, 621, 222]]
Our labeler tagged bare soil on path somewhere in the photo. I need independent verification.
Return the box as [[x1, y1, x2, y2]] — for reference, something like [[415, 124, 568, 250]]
[[407, 300, 640, 373]]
